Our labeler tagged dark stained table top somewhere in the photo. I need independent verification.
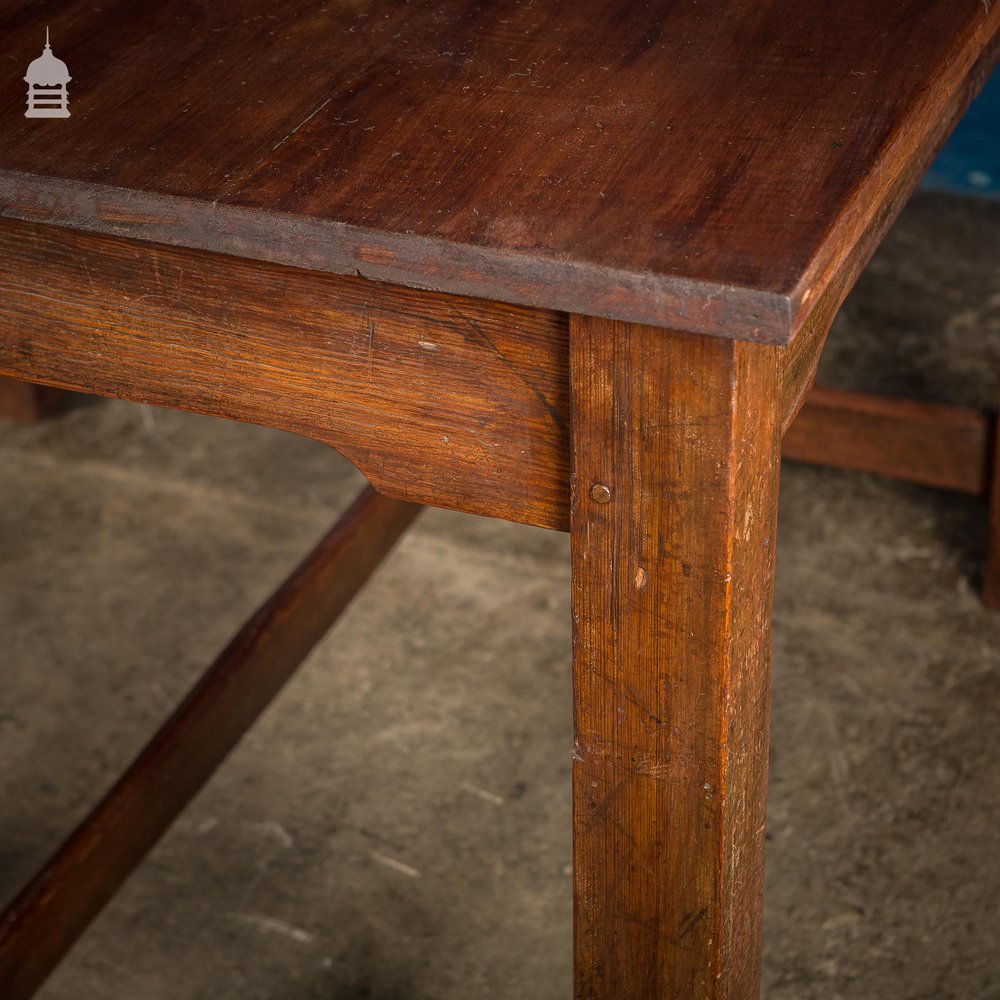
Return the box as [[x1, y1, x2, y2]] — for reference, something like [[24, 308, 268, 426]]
[[1, 0, 998, 344]]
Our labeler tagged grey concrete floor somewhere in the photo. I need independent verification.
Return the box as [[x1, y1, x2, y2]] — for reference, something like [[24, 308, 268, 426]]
[[2, 191, 1000, 999]]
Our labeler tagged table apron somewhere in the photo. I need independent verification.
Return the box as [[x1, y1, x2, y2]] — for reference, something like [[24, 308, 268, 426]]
[[0, 217, 570, 529]]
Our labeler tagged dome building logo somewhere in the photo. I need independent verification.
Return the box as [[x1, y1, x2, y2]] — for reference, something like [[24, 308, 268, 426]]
[[24, 28, 71, 119]]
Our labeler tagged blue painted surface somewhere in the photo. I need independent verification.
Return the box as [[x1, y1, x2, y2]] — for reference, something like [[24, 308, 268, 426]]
[[922, 67, 1000, 199]]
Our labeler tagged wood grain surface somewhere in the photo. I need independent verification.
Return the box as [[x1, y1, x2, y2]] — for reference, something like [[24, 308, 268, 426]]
[[1, 1, 997, 343], [0, 217, 569, 529], [570, 318, 781, 998]]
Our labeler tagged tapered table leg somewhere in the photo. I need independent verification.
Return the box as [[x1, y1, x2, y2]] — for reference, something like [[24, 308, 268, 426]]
[[570, 318, 782, 999]]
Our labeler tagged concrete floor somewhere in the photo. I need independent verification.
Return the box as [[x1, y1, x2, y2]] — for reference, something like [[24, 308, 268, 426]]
[[2, 191, 1000, 999]]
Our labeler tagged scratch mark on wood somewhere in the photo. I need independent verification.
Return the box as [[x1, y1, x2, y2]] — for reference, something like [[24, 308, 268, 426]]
[[270, 97, 334, 153]]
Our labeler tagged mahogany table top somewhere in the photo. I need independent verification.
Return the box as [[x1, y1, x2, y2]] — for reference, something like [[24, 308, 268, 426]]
[[1, 0, 997, 343]]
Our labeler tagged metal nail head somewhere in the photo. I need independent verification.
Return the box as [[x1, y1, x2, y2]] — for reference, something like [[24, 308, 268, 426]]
[[590, 483, 612, 504]]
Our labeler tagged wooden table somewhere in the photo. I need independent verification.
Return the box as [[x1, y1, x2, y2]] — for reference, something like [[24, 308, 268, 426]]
[[1, 2, 998, 997]]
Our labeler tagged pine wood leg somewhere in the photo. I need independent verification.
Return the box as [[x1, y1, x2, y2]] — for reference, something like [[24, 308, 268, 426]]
[[569, 318, 782, 999]]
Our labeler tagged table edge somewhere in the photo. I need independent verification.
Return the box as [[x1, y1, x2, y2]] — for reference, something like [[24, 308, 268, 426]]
[[0, 168, 796, 345]]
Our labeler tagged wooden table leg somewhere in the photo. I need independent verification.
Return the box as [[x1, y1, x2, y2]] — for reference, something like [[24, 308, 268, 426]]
[[570, 318, 782, 999], [0, 376, 59, 422], [984, 403, 1000, 609]]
